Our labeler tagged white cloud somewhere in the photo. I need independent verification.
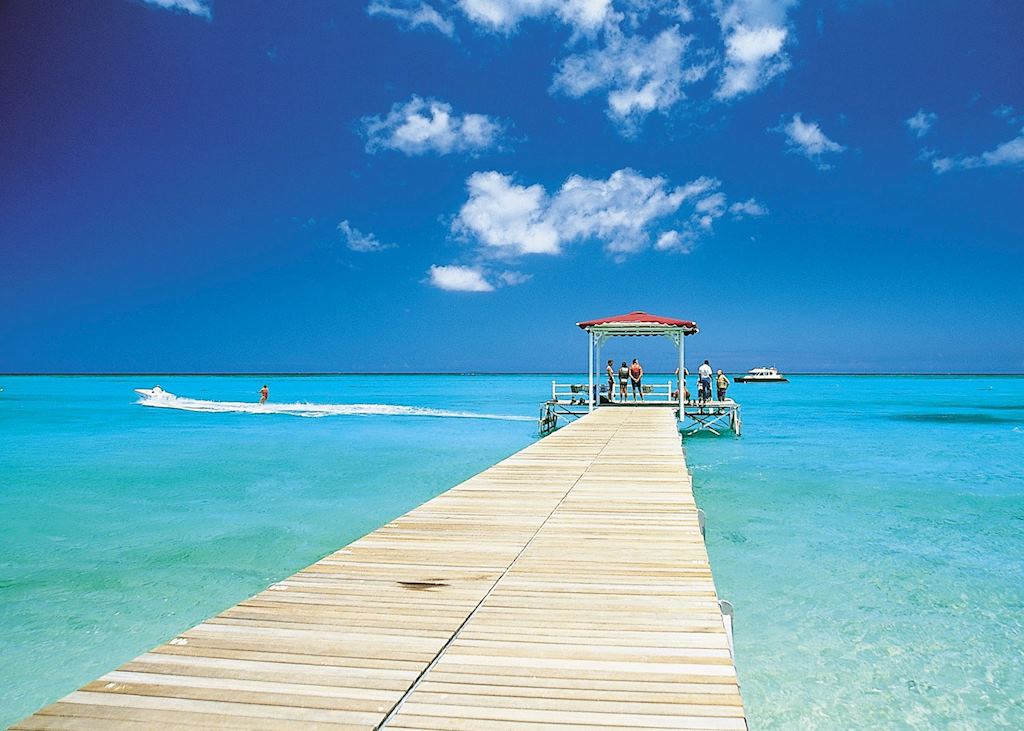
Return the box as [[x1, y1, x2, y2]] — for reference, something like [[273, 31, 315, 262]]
[[552, 27, 709, 134], [715, 0, 795, 99], [617, 0, 694, 25], [729, 197, 768, 217], [905, 109, 937, 138], [654, 191, 765, 252], [427, 264, 495, 291], [370, 0, 801, 131], [367, 1, 454, 36], [931, 128, 1024, 174], [425, 265, 532, 292], [338, 220, 396, 252], [548, 168, 703, 254], [992, 105, 1023, 125], [457, 0, 613, 34], [454, 168, 750, 260], [142, 0, 211, 18], [654, 229, 698, 253], [778, 113, 845, 168], [692, 191, 726, 230], [362, 96, 503, 155], [454, 171, 560, 254], [496, 270, 533, 285]]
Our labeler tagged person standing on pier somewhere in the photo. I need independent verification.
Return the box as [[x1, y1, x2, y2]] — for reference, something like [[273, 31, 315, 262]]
[[629, 358, 644, 401], [618, 362, 630, 401], [606, 359, 616, 402], [698, 360, 713, 402], [674, 367, 690, 403], [716, 370, 730, 401]]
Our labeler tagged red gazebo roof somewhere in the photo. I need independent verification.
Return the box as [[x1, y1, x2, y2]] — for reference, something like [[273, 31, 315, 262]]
[[577, 310, 698, 334]]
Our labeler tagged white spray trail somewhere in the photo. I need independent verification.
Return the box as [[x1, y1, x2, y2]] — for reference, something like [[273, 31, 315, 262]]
[[134, 388, 531, 422]]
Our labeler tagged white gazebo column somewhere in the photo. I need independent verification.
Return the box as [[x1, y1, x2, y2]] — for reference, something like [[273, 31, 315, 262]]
[[588, 330, 595, 412], [595, 335, 602, 407], [678, 332, 686, 412]]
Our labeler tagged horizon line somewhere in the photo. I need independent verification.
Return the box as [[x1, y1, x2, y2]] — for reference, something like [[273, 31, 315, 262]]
[[2, 372, 1023, 377]]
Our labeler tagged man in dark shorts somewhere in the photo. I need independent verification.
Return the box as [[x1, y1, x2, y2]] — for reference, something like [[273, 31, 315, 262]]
[[618, 361, 630, 401], [629, 358, 644, 401], [698, 360, 713, 402], [716, 369, 730, 401]]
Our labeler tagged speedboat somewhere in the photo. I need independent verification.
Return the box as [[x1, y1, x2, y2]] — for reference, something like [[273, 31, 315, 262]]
[[734, 367, 788, 383], [134, 385, 168, 398]]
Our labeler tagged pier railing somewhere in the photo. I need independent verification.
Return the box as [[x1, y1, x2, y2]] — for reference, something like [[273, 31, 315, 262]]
[[551, 380, 676, 403]]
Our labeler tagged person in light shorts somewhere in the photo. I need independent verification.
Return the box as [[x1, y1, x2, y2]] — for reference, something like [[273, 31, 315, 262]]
[[716, 370, 730, 401]]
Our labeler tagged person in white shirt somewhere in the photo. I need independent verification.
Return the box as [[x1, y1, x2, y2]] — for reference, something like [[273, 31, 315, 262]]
[[698, 360, 713, 402]]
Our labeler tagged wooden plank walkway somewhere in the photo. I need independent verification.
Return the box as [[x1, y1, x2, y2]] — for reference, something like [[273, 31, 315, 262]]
[[13, 407, 744, 730]]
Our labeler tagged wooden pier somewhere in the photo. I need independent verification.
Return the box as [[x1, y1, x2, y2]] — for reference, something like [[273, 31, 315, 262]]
[[15, 407, 745, 730]]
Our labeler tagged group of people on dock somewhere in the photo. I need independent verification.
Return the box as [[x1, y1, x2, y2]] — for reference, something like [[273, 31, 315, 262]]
[[606, 359, 646, 401], [603, 358, 731, 403], [694, 360, 731, 402], [673, 361, 733, 403]]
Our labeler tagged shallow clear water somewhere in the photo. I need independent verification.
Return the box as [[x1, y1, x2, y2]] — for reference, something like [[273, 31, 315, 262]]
[[689, 375, 1024, 729], [1, 374, 1022, 728], [0, 375, 541, 725]]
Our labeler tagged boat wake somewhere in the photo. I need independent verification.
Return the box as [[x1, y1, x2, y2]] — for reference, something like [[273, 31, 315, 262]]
[[134, 387, 532, 422]]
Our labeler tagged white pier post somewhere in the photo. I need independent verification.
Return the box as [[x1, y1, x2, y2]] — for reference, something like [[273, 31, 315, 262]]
[[587, 330, 594, 413], [678, 332, 686, 413], [595, 336, 602, 407]]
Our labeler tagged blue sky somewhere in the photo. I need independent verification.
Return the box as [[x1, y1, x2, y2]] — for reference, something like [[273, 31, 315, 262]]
[[1, 0, 1022, 373]]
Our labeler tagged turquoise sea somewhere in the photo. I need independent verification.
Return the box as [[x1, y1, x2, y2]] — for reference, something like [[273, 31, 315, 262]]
[[1, 375, 1022, 728]]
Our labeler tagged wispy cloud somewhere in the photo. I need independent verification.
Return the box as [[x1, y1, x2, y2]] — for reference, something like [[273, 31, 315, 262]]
[[778, 113, 846, 168], [495, 270, 533, 286], [425, 265, 532, 292], [367, 1, 454, 36], [655, 186, 765, 252], [338, 220, 396, 252], [729, 198, 768, 217], [715, 0, 795, 100], [654, 230, 695, 252], [458, 0, 612, 34], [369, 0, 801, 134], [552, 27, 710, 135], [427, 166, 765, 291], [931, 128, 1024, 173], [905, 109, 937, 138], [993, 104, 1023, 125], [361, 96, 504, 156], [452, 168, 762, 260], [427, 264, 495, 291], [142, 0, 211, 18], [455, 168, 695, 258]]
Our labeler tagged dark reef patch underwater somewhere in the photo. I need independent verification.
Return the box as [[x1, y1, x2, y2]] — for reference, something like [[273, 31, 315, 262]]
[[889, 413, 1023, 424]]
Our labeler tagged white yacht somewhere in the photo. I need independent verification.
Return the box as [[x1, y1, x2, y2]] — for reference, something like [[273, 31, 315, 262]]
[[734, 366, 788, 383]]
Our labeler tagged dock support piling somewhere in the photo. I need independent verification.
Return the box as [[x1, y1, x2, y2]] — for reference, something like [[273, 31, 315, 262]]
[[678, 329, 686, 413], [587, 330, 594, 412]]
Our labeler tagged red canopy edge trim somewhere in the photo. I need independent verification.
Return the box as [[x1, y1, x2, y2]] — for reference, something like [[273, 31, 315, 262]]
[[576, 310, 698, 331]]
